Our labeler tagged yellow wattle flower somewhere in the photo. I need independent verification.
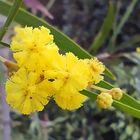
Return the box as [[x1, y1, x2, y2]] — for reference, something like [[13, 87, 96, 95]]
[[86, 58, 105, 84], [5, 68, 50, 115], [11, 26, 60, 71], [54, 84, 87, 110], [46, 53, 90, 110], [11, 26, 53, 52], [13, 43, 59, 71]]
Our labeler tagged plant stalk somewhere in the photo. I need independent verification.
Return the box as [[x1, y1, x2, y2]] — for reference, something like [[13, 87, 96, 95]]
[[0, 0, 22, 41], [91, 85, 110, 92]]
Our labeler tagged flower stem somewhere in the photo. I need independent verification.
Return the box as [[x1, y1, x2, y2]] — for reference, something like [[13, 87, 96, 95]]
[[0, 55, 7, 63], [0, 0, 22, 41], [0, 55, 19, 71], [91, 85, 110, 92]]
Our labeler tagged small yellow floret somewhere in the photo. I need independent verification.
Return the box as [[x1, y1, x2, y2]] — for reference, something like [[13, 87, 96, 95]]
[[110, 88, 123, 100], [96, 92, 113, 109]]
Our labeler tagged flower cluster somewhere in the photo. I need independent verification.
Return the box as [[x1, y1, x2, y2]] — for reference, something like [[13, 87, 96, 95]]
[[5, 26, 105, 114]]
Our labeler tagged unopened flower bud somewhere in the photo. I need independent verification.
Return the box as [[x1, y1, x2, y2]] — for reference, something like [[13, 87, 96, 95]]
[[110, 88, 123, 100], [96, 92, 113, 109]]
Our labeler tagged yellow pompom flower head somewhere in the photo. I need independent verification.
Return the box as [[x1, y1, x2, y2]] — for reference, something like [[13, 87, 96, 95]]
[[4, 26, 108, 114], [11, 26, 59, 71], [86, 58, 105, 84], [6, 68, 50, 114], [52, 53, 90, 110]]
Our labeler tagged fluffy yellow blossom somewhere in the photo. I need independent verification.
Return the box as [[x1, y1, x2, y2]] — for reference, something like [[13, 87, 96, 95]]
[[11, 26, 53, 52], [5, 68, 50, 115], [46, 53, 90, 110], [11, 26, 59, 71], [96, 92, 113, 109], [86, 58, 105, 84], [136, 47, 140, 53], [13, 43, 59, 71], [110, 88, 123, 100], [54, 84, 87, 110]]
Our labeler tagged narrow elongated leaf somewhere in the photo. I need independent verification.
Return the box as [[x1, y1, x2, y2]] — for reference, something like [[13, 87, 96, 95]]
[[123, 53, 140, 64], [113, 101, 140, 119], [115, 0, 138, 38], [108, 0, 138, 52], [81, 90, 97, 101], [0, 41, 10, 47], [89, 1, 114, 53], [0, 1, 91, 59], [96, 80, 113, 89], [104, 68, 116, 80], [0, 0, 115, 80], [0, 0, 22, 40], [81, 90, 140, 119]]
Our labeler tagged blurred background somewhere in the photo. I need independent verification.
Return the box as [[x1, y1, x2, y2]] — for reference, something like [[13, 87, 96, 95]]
[[0, 0, 140, 140]]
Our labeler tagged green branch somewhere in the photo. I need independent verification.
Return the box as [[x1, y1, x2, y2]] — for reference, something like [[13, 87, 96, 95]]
[[0, 41, 10, 48], [0, 0, 22, 41]]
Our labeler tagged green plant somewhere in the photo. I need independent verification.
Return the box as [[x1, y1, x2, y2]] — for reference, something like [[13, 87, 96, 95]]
[[0, 0, 140, 119]]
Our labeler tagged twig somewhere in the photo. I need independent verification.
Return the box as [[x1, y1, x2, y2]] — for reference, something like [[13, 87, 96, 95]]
[[0, 0, 22, 41]]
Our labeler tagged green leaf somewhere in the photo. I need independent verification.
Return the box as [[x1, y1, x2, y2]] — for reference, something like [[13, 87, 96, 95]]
[[0, 41, 10, 47], [0, 1, 91, 59], [81, 90, 140, 119], [96, 80, 113, 89], [113, 101, 140, 119], [97, 80, 140, 110], [0, 0, 22, 41], [81, 90, 97, 101], [108, 0, 138, 52], [104, 68, 116, 80], [0, 1, 115, 80], [114, 0, 138, 38], [123, 53, 140, 65], [89, 1, 115, 53]]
